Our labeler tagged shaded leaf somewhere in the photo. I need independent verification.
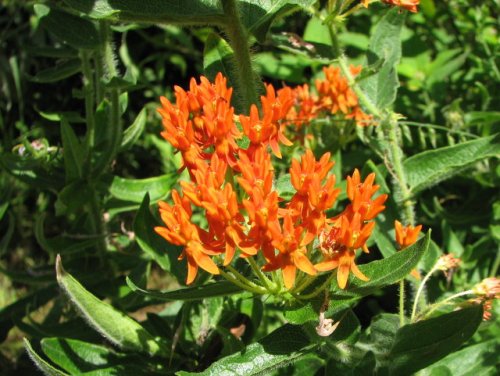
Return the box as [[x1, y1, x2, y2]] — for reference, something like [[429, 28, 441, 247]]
[[178, 324, 315, 375], [24, 338, 69, 376], [34, 4, 100, 50], [30, 59, 82, 83], [55, 256, 164, 356], [41, 337, 132, 374], [388, 305, 483, 375], [121, 108, 147, 151], [420, 339, 499, 376], [61, 119, 85, 182], [62, 0, 224, 25]]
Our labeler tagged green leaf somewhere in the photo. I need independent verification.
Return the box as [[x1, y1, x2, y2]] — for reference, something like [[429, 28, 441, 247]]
[[333, 231, 430, 298], [62, 0, 225, 25], [126, 277, 242, 302], [24, 338, 69, 376], [420, 339, 499, 376], [238, 0, 317, 43], [121, 108, 147, 151], [360, 8, 405, 109], [133, 194, 185, 280], [61, 119, 85, 182], [178, 324, 315, 376], [30, 59, 82, 83], [403, 134, 500, 194], [55, 255, 164, 356], [34, 4, 100, 50], [41, 337, 127, 374], [203, 33, 236, 88], [364, 313, 400, 370], [285, 233, 430, 324], [388, 305, 483, 375], [109, 174, 176, 203]]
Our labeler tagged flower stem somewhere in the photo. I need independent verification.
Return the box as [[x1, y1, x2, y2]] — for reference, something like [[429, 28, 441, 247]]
[[221, 0, 260, 113], [290, 275, 316, 294], [422, 290, 474, 319], [246, 257, 278, 293], [81, 50, 96, 153], [399, 279, 405, 325], [220, 268, 267, 295], [297, 272, 336, 300], [410, 264, 438, 321]]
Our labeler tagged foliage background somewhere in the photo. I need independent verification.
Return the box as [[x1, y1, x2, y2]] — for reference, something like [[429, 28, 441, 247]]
[[0, 0, 498, 374]]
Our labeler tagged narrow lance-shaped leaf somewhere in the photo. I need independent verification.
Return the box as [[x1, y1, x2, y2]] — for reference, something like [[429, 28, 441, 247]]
[[121, 108, 147, 151], [30, 59, 82, 83], [55, 255, 165, 356], [109, 174, 176, 203], [388, 305, 483, 375], [403, 134, 500, 194], [24, 338, 69, 376], [126, 277, 242, 302], [332, 231, 431, 298], [360, 8, 405, 109], [61, 119, 85, 182], [41, 337, 129, 375]]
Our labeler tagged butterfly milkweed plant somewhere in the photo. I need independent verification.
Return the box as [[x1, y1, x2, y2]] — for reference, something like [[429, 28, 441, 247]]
[[1, 0, 499, 375]]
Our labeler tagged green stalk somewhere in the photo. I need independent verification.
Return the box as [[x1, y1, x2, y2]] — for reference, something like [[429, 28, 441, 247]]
[[399, 280, 405, 325], [81, 50, 96, 152], [410, 264, 438, 321], [220, 268, 267, 295], [380, 115, 414, 225], [246, 257, 278, 293], [93, 21, 122, 175], [297, 272, 337, 300], [221, 0, 260, 113], [421, 290, 474, 319]]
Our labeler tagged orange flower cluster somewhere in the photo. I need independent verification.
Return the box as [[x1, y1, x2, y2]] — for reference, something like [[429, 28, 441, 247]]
[[155, 73, 385, 290], [382, 0, 420, 13], [284, 66, 372, 132], [394, 220, 422, 249]]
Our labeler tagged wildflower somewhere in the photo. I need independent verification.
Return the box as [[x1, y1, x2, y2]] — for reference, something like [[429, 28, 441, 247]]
[[264, 215, 317, 289], [394, 220, 422, 249], [316, 213, 373, 289], [382, 0, 420, 13], [155, 191, 220, 284], [315, 66, 372, 126], [158, 73, 241, 171], [239, 85, 294, 158], [286, 84, 319, 130], [346, 169, 388, 221]]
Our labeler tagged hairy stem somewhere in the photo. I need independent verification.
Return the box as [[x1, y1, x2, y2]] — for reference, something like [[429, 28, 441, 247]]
[[221, 0, 260, 113]]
